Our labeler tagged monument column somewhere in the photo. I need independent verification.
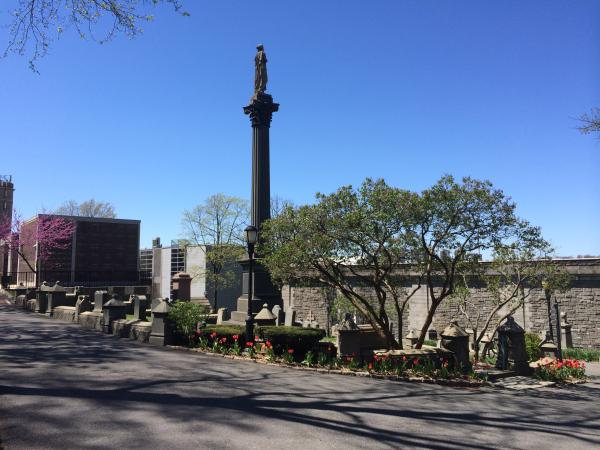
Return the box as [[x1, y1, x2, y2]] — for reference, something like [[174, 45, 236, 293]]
[[244, 94, 279, 228], [231, 45, 282, 322]]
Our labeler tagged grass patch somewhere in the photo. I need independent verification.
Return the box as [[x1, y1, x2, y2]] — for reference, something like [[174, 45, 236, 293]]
[[125, 314, 151, 322]]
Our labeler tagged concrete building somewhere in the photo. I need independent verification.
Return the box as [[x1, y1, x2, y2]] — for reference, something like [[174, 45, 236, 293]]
[[0, 175, 15, 287], [145, 240, 242, 311]]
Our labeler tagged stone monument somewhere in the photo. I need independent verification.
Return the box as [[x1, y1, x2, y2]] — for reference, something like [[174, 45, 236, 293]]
[[231, 45, 283, 323]]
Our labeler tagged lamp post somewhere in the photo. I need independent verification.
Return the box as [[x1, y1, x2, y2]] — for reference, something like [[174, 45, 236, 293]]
[[245, 225, 258, 344]]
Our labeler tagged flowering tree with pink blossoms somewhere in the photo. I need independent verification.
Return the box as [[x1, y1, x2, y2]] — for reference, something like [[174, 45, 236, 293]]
[[0, 211, 75, 278]]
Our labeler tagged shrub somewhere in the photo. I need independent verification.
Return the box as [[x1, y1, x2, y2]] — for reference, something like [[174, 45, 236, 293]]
[[562, 348, 600, 362], [197, 325, 247, 342], [256, 326, 326, 357], [168, 301, 208, 346], [525, 332, 542, 362]]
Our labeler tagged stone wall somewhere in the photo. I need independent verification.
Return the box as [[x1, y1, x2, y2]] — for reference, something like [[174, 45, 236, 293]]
[[284, 259, 600, 348]]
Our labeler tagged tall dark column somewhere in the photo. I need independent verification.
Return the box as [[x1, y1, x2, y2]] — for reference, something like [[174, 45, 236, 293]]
[[244, 93, 279, 231]]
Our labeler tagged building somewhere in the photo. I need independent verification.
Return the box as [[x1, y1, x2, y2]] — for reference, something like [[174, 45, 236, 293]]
[[14, 214, 141, 287], [0, 175, 15, 287], [145, 240, 242, 311]]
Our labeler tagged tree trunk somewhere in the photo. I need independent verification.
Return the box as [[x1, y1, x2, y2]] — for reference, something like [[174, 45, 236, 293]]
[[415, 297, 441, 349]]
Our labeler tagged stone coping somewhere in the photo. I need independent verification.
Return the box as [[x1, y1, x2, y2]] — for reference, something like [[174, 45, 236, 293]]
[[374, 346, 450, 357]]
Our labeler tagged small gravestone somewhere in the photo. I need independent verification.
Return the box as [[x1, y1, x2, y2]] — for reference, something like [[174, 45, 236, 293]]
[[102, 294, 127, 334], [149, 299, 173, 346], [93, 291, 109, 312], [35, 281, 51, 313], [75, 295, 92, 320], [216, 307, 230, 325], [284, 308, 296, 327], [272, 305, 284, 326], [133, 295, 149, 321], [560, 312, 573, 349]]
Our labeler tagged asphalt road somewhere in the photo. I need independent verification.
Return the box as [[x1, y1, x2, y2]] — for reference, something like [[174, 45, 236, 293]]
[[1, 302, 599, 450]]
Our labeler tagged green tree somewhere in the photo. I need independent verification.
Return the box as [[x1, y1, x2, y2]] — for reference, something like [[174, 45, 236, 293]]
[[412, 175, 529, 348], [4, 0, 188, 69], [449, 224, 570, 360], [261, 179, 422, 349], [181, 194, 248, 312]]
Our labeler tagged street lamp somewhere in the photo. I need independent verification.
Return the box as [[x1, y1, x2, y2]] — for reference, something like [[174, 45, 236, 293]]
[[244, 225, 258, 344]]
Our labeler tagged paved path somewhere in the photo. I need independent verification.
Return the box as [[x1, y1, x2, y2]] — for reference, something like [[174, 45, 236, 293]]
[[1, 303, 599, 450]]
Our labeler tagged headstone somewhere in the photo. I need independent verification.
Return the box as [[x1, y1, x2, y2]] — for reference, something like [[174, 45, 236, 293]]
[[171, 272, 192, 301], [272, 305, 284, 326], [133, 295, 149, 321], [93, 290, 109, 312], [560, 312, 573, 349], [35, 281, 51, 314], [75, 295, 92, 320], [216, 307, 230, 325], [284, 308, 296, 327], [102, 294, 127, 334], [440, 320, 471, 373], [149, 299, 173, 346]]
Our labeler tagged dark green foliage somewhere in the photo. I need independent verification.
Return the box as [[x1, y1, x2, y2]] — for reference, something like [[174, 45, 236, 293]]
[[168, 301, 207, 346], [562, 348, 600, 362], [197, 325, 247, 341], [525, 332, 542, 362], [257, 326, 326, 356]]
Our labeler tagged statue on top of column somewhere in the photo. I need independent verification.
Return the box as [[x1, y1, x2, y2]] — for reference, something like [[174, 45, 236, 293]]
[[254, 44, 268, 95]]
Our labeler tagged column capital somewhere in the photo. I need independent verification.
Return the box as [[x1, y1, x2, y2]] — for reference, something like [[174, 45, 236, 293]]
[[244, 93, 279, 128]]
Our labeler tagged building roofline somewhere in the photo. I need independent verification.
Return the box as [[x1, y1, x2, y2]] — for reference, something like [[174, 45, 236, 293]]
[[30, 214, 140, 225]]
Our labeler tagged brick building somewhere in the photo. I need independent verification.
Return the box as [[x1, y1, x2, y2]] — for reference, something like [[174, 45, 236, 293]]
[[15, 215, 141, 287]]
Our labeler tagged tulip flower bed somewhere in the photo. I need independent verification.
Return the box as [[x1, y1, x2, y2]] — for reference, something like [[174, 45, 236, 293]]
[[533, 357, 587, 382], [183, 325, 482, 384]]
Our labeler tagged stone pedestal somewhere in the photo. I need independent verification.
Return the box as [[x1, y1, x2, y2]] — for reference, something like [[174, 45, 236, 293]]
[[46, 281, 67, 316], [232, 259, 282, 323]]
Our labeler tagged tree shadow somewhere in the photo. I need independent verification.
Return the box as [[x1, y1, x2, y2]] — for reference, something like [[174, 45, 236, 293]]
[[1, 303, 600, 449]]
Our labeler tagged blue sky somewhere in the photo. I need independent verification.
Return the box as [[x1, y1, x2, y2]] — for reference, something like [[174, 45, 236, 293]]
[[1, 1, 599, 255]]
